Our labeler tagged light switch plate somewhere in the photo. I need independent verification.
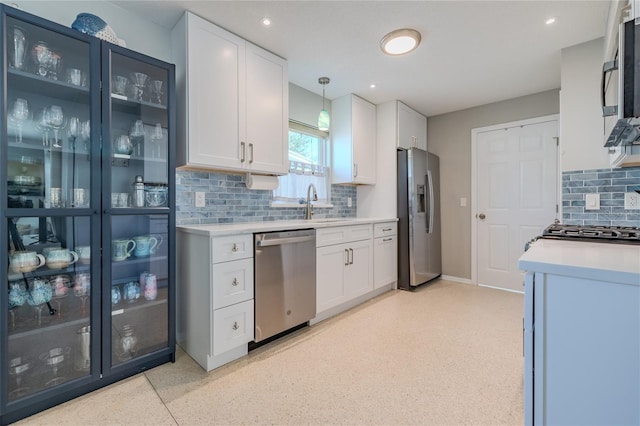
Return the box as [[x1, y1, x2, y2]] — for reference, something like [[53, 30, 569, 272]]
[[195, 191, 206, 207], [624, 192, 640, 210], [460, 197, 467, 207], [585, 193, 600, 210]]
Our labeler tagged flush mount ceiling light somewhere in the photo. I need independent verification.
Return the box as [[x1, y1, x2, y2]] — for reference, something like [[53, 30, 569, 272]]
[[261, 17, 271, 27], [545, 17, 556, 25], [380, 28, 421, 55], [318, 77, 330, 131]]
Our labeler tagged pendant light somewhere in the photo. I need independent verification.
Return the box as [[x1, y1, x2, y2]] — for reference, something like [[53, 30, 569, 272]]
[[318, 77, 330, 131]]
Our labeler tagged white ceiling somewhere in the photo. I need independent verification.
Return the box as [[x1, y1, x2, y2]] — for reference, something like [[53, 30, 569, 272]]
[[113, 0, 610, 117]]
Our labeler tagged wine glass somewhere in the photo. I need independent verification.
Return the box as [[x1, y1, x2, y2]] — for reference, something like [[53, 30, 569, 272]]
[[129, 120, 145, 156], [8, 25, 27, 70], [45, 105, 65, 148], [40, 347, 70, 387], [67, 117, 80, 150], [80, 120, 91, 153], [129, 72, 148, 102], [74, 273, 91, 315], [36, 108, 51, 147], [8, 281, 28, 329], [26, 278, 52, 326], [119, 325, 138, 361], [48, 50, 62, 80], [150, 80, 164, 104], [8, 357, 31, 400], [9, 98, 29, 143]]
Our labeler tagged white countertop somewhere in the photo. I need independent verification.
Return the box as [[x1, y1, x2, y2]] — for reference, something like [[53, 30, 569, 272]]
[[518, 239, 640, 286], [177, 217, 397, 237]]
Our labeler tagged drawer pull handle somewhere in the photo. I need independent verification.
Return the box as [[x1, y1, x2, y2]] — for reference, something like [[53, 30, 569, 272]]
[[232, 278, 239, 286], [382, 228, 392, 232], [232, 321, 239, 331], [383, 238, 393, 242], [231, 243, 238, 252]]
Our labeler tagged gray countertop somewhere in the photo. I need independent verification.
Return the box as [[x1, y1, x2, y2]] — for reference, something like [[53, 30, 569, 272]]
[[177, 217, 397, 237]]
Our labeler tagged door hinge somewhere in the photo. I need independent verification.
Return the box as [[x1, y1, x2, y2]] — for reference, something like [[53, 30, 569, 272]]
[[556, 204, 559, 213], [554, 136, 559, 147]]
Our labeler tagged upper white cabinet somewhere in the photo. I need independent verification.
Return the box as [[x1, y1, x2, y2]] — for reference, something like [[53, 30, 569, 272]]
[[172, 12, 288, 175], [332, 94, 377, 184], [397, 101, 427, 150]]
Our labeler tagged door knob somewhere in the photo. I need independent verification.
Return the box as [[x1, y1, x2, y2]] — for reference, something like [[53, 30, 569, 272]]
[[478, 213, 486, 220]]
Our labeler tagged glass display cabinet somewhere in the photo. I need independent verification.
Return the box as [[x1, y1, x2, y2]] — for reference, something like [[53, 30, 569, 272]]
[[0, 5, 175, 423]]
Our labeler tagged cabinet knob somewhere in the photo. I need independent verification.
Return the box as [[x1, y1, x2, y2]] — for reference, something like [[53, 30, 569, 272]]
[[231, 243, 238, 252], [232, 321, 239, 331], [478, 213, 486, 220], [232, 278, 239, 286]]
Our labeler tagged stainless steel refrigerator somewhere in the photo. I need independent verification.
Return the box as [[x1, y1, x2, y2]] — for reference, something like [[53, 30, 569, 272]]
[[397, 148, 441, 290]]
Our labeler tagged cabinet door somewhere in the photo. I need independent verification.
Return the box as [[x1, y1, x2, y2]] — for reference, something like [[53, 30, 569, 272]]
[[103, 46, 174, 372], [3, 12, 101, 405], [352, 96, 376, 184], [316, 244, 347, 312], [398, 102, 415, 149], [398, 102, 427, 150], [245, 43, 288, 175], [374, 236, 397, 288], [344, 239, 373, 298], [184, 13, 244, 170]]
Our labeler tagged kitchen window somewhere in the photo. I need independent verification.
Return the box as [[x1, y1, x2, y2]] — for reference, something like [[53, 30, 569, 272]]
[[272, 121, 331, 206]]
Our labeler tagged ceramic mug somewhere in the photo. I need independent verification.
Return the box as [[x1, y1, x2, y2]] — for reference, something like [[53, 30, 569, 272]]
[[10, 250, 45, 273], [133, 235, 158, 257], [45, 248, 79, 269], [76, 246, 90, 264], [112, 239, 135, 261]]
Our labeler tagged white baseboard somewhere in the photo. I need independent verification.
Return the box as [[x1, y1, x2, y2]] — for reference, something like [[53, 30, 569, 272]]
[[478, 283, 524, 294], [440, 275, 474, 285]]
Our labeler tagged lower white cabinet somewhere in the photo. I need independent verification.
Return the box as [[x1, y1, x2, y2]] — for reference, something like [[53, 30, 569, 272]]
[[373, 222, 397, 288], [316, 225, 373, 313], [177, 230, 254, 371]]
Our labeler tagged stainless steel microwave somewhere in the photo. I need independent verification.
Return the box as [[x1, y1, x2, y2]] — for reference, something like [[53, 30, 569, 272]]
[[602, 19, 640, 148]]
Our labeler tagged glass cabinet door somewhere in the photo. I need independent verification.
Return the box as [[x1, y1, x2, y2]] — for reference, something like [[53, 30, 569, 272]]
[[3, 14, 99, 404], [103, 47, 173, 370]]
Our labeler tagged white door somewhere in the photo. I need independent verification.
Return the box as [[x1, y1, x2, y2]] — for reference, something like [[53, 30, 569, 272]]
[[476, 120, 558, 291]]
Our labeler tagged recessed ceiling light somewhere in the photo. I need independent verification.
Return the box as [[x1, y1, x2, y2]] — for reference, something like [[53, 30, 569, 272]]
[[545, 17, 556, 25], [261, 17, 271, 27], [370, 84, 376, 89], [380, 28, 421, 55]]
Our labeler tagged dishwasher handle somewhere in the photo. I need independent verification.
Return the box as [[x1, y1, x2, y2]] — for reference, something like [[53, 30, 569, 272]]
[[256, 235, 316, 247]]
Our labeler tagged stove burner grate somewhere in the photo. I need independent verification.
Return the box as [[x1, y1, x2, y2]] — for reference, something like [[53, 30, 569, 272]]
[[541, 224, 640, 244]]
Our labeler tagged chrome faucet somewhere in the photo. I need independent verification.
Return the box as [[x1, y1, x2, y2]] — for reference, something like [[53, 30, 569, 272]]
[[306, 183, 318, 220]]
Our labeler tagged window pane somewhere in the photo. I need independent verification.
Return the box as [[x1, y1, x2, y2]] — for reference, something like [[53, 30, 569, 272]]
[[288, 131, 320, 164]]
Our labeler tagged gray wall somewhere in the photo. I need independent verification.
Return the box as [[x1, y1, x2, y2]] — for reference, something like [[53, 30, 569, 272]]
[[427, 90, 560, 280]]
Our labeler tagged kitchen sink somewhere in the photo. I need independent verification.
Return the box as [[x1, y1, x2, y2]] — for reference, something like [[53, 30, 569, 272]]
[[308, 218, 354, 223]]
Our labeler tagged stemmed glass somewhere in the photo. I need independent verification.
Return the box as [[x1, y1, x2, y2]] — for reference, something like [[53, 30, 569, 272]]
[[36, 108, 51, 147], [74, 273, 91, 315], [40, 347, 70, 387], [26, 278, 52, 326], [45, 105, 66, 148], [80, 120, 91, 153], [67, 117, 80, 150], [129, 120, 145, 156], [32, 41, 52, 77], [8, 357, 31, 400], [10, 98, 30, 143], [129, 72, 148, 102], [8, 281, 28, 329], [150, 80, 164, 104]]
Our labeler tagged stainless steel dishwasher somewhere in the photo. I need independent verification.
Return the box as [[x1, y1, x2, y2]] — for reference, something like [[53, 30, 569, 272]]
[[254, 229, 316, 343]]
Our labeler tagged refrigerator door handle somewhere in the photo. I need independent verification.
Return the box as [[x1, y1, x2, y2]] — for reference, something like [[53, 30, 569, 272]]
[[425, 171, 434, 234]]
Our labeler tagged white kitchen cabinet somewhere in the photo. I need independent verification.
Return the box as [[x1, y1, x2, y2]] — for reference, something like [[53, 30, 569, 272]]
[[519, 239, 640, 425], [332, 94, 377, 184], [316, 225, 373, 313], [177, 230, 255, 371], [373, 222, 397, 289], [172, 12, 288, 175], [397, 101, 427, 150]]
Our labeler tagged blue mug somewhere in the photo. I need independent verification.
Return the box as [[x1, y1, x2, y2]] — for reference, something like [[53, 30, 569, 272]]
[[133, 235, 158, 257]]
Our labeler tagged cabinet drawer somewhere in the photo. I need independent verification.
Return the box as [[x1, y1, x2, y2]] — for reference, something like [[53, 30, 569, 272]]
[[212, 258, 254, 309], [211, 234, 253, 263], [374, 222, 397, 238], [316, 224, 372, 247], [213, 300, 254, 356]]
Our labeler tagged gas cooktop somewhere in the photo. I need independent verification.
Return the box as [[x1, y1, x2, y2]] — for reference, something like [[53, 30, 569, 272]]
[[541, 224, 640, 244]]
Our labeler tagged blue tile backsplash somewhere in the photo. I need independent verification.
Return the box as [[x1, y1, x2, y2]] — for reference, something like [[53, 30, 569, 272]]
[[176, 170, 357, 226], [562, 167, 640, 227]]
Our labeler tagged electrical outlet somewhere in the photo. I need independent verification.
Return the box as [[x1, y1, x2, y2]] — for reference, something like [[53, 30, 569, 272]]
[[624, 192, 640, 210], [195, 191, 206, 207], [585, 193, 600, 210]]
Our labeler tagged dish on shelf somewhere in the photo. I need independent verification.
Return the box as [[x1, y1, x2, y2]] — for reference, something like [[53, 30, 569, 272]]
[[9, 175, 41, 186]]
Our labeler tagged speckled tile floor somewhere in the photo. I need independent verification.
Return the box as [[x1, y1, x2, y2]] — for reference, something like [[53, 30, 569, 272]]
[[15, 279, 524, 425]]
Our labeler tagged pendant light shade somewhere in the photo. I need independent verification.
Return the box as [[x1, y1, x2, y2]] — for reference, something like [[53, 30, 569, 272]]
[[318, 77, 330, 131]]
